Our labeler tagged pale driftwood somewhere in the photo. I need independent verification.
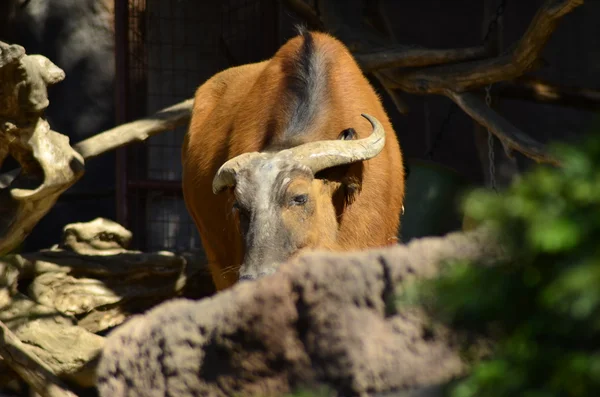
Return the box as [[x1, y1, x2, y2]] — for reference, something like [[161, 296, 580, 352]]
[[0, 41, 24, 69], [0, 39, 192, 255], [30, 272, 125, 317], [60, 217, 133, 255], [27, 254, 188, 315], [77, 306, 132, 335], [0, 293, 105, 389], [11, 248, 200, 330], [382, 0, 584, 94], [73, 98, 193, 160], [0, 123, 85, 253], [0, 259, 19, 309], [0, 320, 78, 397], [0, 218, 212, 392], [1, 218, 211, 334], [0, 38, 191, 257], [0, 45, 84, 256]]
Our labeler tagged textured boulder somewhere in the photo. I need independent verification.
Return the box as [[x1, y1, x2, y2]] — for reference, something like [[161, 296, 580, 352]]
[[96, 228, 504, 396]]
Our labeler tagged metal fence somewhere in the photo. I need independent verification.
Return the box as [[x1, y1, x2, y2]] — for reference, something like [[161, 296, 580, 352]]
[[115, 0, 279, 252]]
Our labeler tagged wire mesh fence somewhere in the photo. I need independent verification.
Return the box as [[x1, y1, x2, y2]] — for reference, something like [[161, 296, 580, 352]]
[[119, 0, 279, 253]]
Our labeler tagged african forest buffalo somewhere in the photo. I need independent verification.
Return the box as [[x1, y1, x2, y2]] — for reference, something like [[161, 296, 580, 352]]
[[182, 27, 405, 290]]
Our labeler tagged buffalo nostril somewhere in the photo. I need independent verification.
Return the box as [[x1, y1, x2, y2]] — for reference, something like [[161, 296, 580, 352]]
[[238, 271, 275, 282]]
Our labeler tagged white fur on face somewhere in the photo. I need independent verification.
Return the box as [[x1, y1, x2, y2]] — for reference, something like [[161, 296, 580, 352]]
[[234, 158, 312, 280]]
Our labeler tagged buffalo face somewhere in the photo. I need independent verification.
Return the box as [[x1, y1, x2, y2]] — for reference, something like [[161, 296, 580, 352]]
[[212, 113, 385, 282]]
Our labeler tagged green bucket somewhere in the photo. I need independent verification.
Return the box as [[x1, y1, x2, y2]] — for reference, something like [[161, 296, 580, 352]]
[[399, 159, 469, 243]]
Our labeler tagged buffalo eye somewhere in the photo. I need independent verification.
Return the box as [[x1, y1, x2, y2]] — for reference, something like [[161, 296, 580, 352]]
[[338, 128, 356, 141], [290, 194, 308, 206], [232, 201, 249, 220], [233, 202, 250, 234], [232, 201, 241, 213]]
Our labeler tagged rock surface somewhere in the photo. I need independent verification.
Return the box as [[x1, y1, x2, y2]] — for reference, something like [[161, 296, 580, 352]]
[[59, 217, 133, 255], [96, 228, 504, 396]]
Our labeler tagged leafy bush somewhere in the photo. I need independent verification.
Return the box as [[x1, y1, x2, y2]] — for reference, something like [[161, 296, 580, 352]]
[[402, 131, 600, 397]]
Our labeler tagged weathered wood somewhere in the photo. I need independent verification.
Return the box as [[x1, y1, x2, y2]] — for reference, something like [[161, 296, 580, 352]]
[[60, 217, 133, 255], [0, 217, 214, 391], [374, 71, 410, 114], [0, 94, 190, 255], [374, 0, 581, 165], [7, 247, 202, 331], [0, 46, 84, 256], [0, 293, 105, 388], [355, 44, 493, 73], [497, 76, 600, 111], [4, 219, 210, 335], [73, 98, 193, 160], [446, 90, 560, 165], [0, 320, 78, 397], [27, 257, 187, 316], [0, 41, 24, 69], [0, 259, 19, 309], [287, 0, 581, 166], [382, 0, 584, 94]]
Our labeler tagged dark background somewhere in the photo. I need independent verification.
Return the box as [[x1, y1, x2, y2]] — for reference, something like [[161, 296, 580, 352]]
[[1, 0, 597, 253]]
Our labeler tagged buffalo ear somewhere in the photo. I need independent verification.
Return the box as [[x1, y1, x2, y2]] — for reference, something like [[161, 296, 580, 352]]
[[337, 128, 356, 141]]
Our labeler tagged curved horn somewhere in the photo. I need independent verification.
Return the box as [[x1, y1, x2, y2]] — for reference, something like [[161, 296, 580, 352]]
[[212, 152, 268, 194], [284, 113, 386, 174], [212, 114, 385, 193]]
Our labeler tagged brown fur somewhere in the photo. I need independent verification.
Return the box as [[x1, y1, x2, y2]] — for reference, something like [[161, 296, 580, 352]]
[[182, 30, 405, 290]]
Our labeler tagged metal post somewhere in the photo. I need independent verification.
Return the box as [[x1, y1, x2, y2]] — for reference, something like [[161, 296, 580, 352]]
[[114, 0, 129, 227]]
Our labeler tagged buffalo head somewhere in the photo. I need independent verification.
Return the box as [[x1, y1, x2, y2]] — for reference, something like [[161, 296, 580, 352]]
[[212, 113, 385, 281]]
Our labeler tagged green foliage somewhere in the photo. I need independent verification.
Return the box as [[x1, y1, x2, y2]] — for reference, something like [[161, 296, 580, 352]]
[[280, 385, 333, 397], [401, 131, 600, 397]]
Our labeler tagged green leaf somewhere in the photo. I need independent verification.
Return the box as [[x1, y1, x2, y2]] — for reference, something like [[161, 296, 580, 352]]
[[528, 217, 581, 253]]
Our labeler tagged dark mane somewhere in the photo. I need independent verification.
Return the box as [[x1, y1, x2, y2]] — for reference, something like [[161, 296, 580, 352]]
[[281, 25, 328, 139]]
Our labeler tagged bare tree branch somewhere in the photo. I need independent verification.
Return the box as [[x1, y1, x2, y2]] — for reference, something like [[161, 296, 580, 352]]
[[0, 320, 78, 397], [497, 76, 600, 111], [446, 90, 560, 165], [355, 43, 494, 73], [370, 0, 581, 166], [373, 71, 410, 114], [73, 98, 194, 160], [382, 0, 584, 94]]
